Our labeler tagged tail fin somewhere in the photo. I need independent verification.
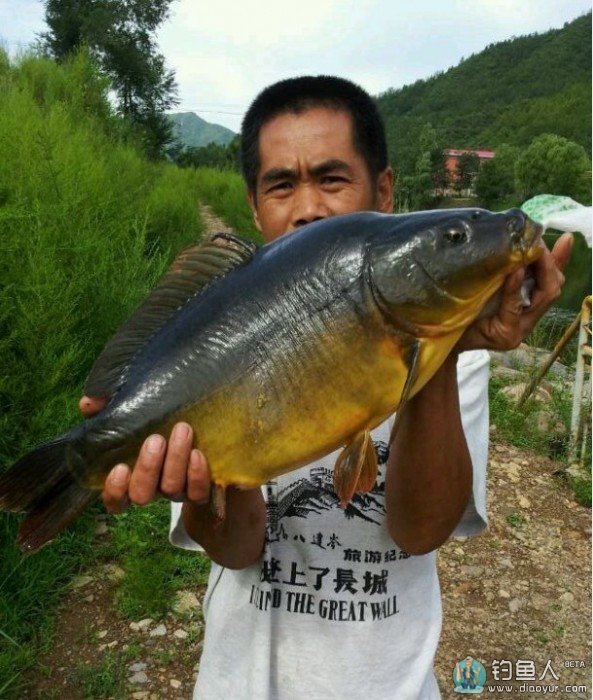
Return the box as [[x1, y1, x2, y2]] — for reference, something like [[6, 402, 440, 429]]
[[0, 435, 97, 553]]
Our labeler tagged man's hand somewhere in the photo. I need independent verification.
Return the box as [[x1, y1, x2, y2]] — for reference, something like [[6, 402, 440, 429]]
[[79, 397, 208, 513], [79, 396, 266, 567], [457, 232, 573, 352]]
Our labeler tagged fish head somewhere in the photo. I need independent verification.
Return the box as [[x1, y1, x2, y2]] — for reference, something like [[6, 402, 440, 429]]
[[368, 208, 543, 333]]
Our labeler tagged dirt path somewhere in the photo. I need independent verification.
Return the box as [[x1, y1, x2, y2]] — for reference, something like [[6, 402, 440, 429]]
[[24, 207, 591, 698], [198, 203, 235, 236]]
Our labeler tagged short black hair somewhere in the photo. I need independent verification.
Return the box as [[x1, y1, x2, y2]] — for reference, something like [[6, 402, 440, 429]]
[[240, 75, 388, 195]]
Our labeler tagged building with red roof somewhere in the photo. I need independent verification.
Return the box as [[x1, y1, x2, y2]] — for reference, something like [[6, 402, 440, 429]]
[[444, 148, 496, 195]]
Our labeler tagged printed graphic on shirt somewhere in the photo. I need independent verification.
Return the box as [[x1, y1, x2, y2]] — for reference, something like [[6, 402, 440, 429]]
[[253, 440, 412, 623], [266, 440, 390, 535], [250, 542, 409, 622]]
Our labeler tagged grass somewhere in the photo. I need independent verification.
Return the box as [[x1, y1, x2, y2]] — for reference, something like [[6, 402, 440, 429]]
[[124, 640, 144, 661], [106, 502, 210, 621], [0, 50, 207, 696], [70, 650, 126, 699], [505, 512, 527, 528], [153, 649, 174, 665], [489, 363, 591, 508]]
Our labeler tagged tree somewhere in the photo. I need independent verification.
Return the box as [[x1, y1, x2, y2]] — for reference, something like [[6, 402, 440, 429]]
[[454, 152, 480, 195], [515, 133, 591, 203], [41, 0, 178, 158], [475, 145, 521, 207], [394, 123, 446, 211], [429, 148, 449, 196], [175, 137, 241, 171]]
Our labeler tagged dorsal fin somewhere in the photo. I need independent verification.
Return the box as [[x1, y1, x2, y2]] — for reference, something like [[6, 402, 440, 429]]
[[84, 232, 258, 398]]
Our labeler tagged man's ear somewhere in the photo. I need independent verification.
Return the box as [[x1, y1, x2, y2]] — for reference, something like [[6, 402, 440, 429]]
[[247, 190, 262, 232], [376, 167, 394, 214]]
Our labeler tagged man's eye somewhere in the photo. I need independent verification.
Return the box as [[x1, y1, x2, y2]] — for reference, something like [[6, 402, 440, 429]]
[[322, 176, 346, 185], [268, 182, 292, 193]]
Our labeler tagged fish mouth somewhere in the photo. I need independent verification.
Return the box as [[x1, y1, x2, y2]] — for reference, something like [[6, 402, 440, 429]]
[[510, 215, 543, 265]]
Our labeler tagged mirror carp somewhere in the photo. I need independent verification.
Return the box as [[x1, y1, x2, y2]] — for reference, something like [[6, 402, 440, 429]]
[[0, 208, 542, 551]]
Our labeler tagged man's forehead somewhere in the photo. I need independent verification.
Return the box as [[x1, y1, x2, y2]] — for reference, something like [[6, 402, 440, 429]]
[[259, 106, 354, 145], [256, 108, 360, 178]]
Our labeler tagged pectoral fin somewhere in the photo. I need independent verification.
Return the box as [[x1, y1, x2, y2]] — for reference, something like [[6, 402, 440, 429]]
[[334, 430, 376, 507], [389, 339, 421, 445], [356, 436, 378, 494]]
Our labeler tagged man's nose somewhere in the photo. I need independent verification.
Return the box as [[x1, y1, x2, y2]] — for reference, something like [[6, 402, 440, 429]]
[[291, 186, 331, 228]]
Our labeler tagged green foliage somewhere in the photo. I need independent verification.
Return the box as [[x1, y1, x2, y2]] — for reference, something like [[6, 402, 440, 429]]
[[488, 374, 571, 457], [570, 476, 592, 508], [475, 145, 520, 207], [478, 82, 592, 152], [515, 134, 591, 203], [0, 513, 99, 697], [430, 148, 449, 194], [69, 649, 126, 699], [394, 123, 446, 211], [505, 512, 527, 528], [176, 137, 241, 172], [41, 0, 178, 157], [377, 13, 591, 172], [489, 353, 591, 510], [107, 502, 210, 620], [553, 232, 592, 311], [0, 51, 204, 694]]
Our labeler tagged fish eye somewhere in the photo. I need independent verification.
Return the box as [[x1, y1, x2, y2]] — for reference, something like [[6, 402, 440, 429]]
[[471, 210, 481, 220], [445, 227, 466, 244]]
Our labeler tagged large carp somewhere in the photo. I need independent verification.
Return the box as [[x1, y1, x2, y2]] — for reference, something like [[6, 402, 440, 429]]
[[0, 208, 542, 552]]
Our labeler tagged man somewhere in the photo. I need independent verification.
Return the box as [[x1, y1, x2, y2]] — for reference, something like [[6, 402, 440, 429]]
[[81, 76, 570, 698]]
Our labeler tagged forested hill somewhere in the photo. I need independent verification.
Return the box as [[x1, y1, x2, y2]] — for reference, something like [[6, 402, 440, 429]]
[[168, 111, 235, 148], [377, 12, 591, 173]]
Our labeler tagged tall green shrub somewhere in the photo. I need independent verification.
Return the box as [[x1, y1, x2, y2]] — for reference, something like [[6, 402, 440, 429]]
[[0, 50, 203, 694]]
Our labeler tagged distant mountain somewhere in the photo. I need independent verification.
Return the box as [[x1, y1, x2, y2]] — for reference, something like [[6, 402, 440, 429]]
[[376, 12, 591, 174], [168, 112, 235, 149]]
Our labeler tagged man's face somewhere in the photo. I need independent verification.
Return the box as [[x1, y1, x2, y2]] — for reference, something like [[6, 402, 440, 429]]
[[249, 107, 393, 243]]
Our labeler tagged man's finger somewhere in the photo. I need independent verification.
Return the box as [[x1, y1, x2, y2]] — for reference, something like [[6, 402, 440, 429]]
[[551, 232, 574, 272], [187, 449, 211, 504], [504, 267, 525, 296], [79, 395, 108, 418], [496, 268, 525, 323], [102, 463, 131, 514], [525, 240, 566, 317], [128, 434, 166, 505], [160, 422, 193, 499]]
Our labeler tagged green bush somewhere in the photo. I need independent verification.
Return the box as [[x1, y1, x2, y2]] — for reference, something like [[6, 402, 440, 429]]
[[0, 50, 204, 694]]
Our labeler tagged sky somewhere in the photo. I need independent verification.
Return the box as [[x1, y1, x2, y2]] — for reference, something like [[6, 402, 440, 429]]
[[1, 0, 591, 132]]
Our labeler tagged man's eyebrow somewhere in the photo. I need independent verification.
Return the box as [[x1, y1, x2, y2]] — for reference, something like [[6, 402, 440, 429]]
[[259, 160, 355, 186], [309, 159, 354, 177], [260, 167, 297, 185]]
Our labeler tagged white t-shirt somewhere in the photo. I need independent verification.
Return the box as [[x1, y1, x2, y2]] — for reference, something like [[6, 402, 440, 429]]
[[170, 350, 490, 700]]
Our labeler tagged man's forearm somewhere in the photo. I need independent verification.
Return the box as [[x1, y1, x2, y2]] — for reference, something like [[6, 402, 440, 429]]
[[385, 352, 472, 554], [182, 488, 267, 569]]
